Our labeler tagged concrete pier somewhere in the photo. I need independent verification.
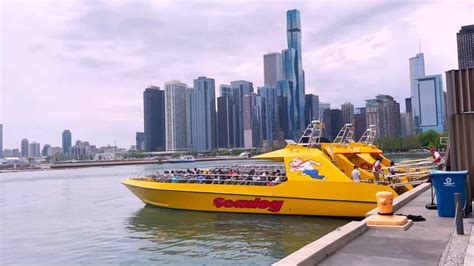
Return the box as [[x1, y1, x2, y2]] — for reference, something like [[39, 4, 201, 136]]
[[275, 184, 474, 265]]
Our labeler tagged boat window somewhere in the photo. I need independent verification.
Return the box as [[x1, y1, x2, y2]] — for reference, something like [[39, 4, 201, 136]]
[[132, 165, 288, 186]]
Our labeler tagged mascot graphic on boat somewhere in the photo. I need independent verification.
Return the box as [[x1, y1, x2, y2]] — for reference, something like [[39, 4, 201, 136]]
[[288, 158, 326, 180]]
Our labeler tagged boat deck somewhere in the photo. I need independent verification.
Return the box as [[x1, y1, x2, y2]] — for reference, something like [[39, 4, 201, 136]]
[[131, 164, 288, 186]]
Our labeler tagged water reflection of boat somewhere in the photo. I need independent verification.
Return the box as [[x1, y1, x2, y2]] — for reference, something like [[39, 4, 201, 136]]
[[123, 121, 436, 217], [126, 206, 347, 261]]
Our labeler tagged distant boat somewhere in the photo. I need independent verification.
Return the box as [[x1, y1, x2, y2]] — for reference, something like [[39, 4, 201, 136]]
[[168, 155, 195, 163]]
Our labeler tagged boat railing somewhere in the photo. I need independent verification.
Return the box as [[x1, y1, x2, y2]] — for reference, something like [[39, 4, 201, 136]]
[[130, 172, 287, 186]]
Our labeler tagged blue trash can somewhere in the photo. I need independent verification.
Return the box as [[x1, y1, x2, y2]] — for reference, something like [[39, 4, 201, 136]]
[[431, 170, 469, 217]]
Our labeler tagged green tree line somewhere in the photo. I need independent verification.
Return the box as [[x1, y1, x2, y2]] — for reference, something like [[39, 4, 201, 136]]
[[375, 130, 448, 153]]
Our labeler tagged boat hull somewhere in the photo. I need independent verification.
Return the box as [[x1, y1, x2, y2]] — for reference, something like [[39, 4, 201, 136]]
[[123, 179, 384, 217]]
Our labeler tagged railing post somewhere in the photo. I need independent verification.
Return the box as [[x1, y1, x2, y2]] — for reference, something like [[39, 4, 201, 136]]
[[454, 192, 464, 235]]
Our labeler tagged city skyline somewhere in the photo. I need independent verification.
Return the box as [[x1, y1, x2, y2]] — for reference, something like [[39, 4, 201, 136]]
[[2, 1, 472, 148]]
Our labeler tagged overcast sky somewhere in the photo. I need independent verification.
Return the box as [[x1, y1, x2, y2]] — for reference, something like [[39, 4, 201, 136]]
[[1, 0, 473, 149]]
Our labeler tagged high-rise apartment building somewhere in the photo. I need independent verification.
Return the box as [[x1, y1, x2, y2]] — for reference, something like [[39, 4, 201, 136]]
[[243, 93, 263, 148], [341, 102, 354, 124], [258, 85, 278, 141], [143, 86, 166, 152], [230, 80, 254, 147], [263, 52, 283, 86], [366, 95, 401, 138], [62, 129, 72, 155], [457, 25, 474, 69], [189, 77, 216, 151], [165, 81, 188, 151], [21, 138, 29, 158], [304, 94, 319, 126], [413, 75, 446, 133], [28, 142, 41, 158]]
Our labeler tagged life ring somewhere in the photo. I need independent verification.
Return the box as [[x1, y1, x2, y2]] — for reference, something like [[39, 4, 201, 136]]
[[360, 162, 372, 170]]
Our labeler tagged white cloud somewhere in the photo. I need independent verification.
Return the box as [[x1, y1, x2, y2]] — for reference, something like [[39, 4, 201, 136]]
[[1, 0, 472, 148]]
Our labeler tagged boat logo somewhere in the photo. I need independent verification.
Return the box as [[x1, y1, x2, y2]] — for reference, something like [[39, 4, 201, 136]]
[[443, 177, 455, 187], [213, 197, 284, 212], [288, 158, 326, 180]]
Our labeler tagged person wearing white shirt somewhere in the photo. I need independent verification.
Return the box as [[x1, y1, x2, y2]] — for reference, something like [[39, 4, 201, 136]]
[[351, 165, 361, 182]]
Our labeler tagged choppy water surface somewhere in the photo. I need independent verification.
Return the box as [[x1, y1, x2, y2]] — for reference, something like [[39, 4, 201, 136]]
[[0, 161, 348, 264]]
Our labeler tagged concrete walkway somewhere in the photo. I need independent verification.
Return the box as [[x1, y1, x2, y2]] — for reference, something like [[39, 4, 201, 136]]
[[320, 190, 470, 265]]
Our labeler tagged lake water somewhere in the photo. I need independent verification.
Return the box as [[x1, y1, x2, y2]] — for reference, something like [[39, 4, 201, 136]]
[[0, 160, 348, 264]]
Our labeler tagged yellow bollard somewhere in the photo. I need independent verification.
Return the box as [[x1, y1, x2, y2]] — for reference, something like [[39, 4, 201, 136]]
[[365, 191, 412, 229], [376, 191, 394, 215]]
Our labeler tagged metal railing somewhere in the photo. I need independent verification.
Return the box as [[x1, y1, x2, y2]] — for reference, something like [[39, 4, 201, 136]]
[[130, 172, 287, 186]]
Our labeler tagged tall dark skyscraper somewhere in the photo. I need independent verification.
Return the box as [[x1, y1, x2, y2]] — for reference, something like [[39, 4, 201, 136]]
[[143, 86, 166, 152], [230, 80, 254, 147], [217, 95, 234, 148], [457, 25, 474, 69], [135, 132, 145, 151], [280, 9, 305, 140], [354, 108, 367, 140], [21, 138, 29, 158], [304, 94, 319, 126], [329, 109, 344, 141], [190, 77, 217, 151], [258, 85, 278, 141], [62, 130, 72, 155]]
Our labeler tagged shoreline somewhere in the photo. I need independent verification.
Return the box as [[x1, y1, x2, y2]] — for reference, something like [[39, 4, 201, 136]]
[[0, 157, 253, 173]]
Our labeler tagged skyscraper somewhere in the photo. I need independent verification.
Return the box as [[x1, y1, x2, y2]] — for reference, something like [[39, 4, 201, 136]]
[[243, 93, 263, 148], [143, 86, 166, 152], [413, 75, 446, 133], [366, 95, 401, 138], [219, 84, 232, 97], [457, 25, 474, 69], [341, 102, 354, 124], [21, 138, 29, 158], [409, 52, 426, 131], [304, 94, 319, 126], [135, 132, 145, 151], [0, 124, 3, 158], [263, 52, 282, 86], [319, 102, 330, 120], [258, 85, 278, 141], [28, 142, 40, 158], [354, 107, 367, 140], [62, 129, 72, 155], [330, 109, 344, 140], [165, 81, 188, 151], [280, 9, 305, 140], [230, 80, 254, 147], [217, 94, 234, 148], [189, 77, 217, 151]]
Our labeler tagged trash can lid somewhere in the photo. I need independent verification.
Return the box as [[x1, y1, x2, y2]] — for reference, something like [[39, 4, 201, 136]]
[[430, 170, 469, 175]]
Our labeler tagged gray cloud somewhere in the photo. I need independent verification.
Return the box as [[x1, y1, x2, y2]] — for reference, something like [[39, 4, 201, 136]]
[[1, 0, 472, 148]]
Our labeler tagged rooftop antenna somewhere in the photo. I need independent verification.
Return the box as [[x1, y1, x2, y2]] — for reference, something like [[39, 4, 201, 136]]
[[418, 38, 422, 53]]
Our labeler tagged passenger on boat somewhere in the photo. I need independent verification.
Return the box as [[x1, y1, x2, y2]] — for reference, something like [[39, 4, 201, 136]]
[[351, 165, 361, 182], [372, 157, 382, 182], [388, 161, 396, 184]]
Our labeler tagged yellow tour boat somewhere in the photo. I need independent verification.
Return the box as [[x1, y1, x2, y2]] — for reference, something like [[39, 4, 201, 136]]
[[123, 121, 436, 217]]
